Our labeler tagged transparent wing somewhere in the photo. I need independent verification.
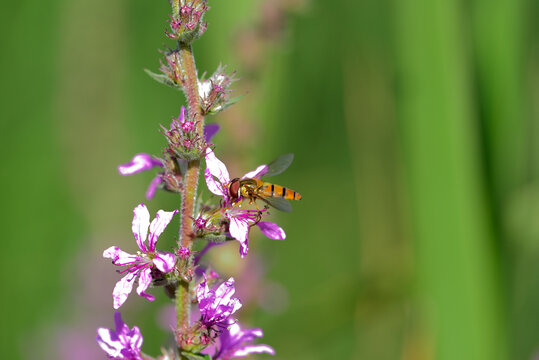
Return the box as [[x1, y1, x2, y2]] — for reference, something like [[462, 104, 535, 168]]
[[265, 153, 294, 177], [260, 196, 293, 213]]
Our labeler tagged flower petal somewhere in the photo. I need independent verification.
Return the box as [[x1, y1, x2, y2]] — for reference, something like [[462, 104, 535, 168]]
[[146, 175, 163, 200], [198, 79, 212, 98], [242, 164, 268, 179], [103, 246, 140, 266], [205, 168, 227, 197], [205, 148, 230, 185], [132, 203, 150, 252], [233, 344, 275, 357], [215, 277, 237, 304], [196, 275, 211, 305], [204, 123, 220, 143], [153, 252, 175, 273], [136, 267, 155, 302], [148, 209, 178, 251], [174, 106, 187, 127], [256, 221, 286, 240], [113, 271, 137, 309], [97, 327, 123, 358], [118, 153, 162, 175], [229, 216, 250, 258], [126, 325, 143, 355]]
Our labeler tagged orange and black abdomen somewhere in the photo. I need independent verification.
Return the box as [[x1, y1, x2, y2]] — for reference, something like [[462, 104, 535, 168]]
[[260, 181, 302, 200]]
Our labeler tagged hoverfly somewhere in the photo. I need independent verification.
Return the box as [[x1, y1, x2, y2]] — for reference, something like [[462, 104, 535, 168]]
[[228, 154, 301, 213]]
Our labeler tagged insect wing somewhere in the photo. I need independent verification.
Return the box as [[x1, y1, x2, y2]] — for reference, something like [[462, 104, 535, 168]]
[[265, 153, 294, 177], [260, 196, 293, 212]]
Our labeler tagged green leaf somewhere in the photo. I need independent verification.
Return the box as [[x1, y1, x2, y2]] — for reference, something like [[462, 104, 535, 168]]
[[206, 95, 245, 115], [226, 94, 244, 107], [144, 68, 182, 90]]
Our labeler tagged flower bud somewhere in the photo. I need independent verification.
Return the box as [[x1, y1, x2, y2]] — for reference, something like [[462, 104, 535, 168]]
[[199, 64, 240, 115], [162, 107, 208, 161], [166, 0, 210, 43]]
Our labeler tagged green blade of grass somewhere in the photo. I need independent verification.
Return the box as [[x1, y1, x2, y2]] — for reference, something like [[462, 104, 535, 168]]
[[394, 1, 506, 359]]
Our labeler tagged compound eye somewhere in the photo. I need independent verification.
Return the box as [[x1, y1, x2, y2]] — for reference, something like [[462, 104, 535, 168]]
[[229, 178, 240, 198]]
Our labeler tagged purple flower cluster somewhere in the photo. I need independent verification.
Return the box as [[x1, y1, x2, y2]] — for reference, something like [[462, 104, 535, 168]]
[[197, 276, 242, 331], [196, 278, 275, 359]]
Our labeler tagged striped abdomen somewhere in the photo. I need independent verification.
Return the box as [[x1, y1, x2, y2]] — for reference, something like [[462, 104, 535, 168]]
[[258, 180, 302, 200]]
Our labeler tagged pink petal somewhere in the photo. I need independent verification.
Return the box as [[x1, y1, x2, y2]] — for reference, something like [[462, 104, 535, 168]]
[[196, 275, 210, 304], [215, 277, 237, 303], [257, 221, 286, 240], [230, 297, 243, 315], [204, 123, 220, 143], [205, 168, 227, 197], [205, 148, 230, 186], [229, 216, 250, 258], [148, 209, 178, 251], [128, 326, 143, 352], [132, 203, 150, 252], [242, 164, 268, 179], [153, 252, 175, 273], [96, 328, 123, 357], [113, 311, 128, 333], [103, 246, 139, 266], [118, 153, 162, 175], [113, 271, 137, 309], [233, 344, 275, 357], [146, 176, 163, 200], [174, 106, 187, 126], [136, 267, 155, 302], [227, 321, 242, 336]]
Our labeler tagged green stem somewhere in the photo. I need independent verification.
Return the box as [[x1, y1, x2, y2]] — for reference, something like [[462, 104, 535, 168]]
[[175, 40, 204, 351]]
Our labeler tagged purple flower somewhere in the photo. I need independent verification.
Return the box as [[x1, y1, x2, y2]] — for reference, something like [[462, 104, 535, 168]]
[[204, 148, 267, 207], [225, 207, 285, 258], [204, 148, 285, 257], [197, 276, 242, 330], [118, 153, 163, 175], [103, 203, 178, 309], [96, 312, 143, 360], [118, 154, 164, 200], [208, 320, 275, 360]]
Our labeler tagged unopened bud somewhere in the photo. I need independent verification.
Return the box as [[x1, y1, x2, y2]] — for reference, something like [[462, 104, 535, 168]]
[[167, 0, 210, 43], [199, 64, 241, 115]]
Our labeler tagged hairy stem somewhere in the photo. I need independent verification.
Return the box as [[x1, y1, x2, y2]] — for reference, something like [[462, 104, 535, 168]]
[[176, 40, 204, 349]]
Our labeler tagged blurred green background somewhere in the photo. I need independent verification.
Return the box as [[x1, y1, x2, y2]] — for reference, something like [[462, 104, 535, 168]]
[[1, 0, 538, 359]]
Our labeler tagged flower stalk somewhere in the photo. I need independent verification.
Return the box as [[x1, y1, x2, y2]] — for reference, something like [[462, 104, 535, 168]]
[[99, 1, 297, 359], [176, 40, 204, 348]]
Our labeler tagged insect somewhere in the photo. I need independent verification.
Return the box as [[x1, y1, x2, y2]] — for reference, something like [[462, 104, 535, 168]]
[[228, 154, 301, 212]]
